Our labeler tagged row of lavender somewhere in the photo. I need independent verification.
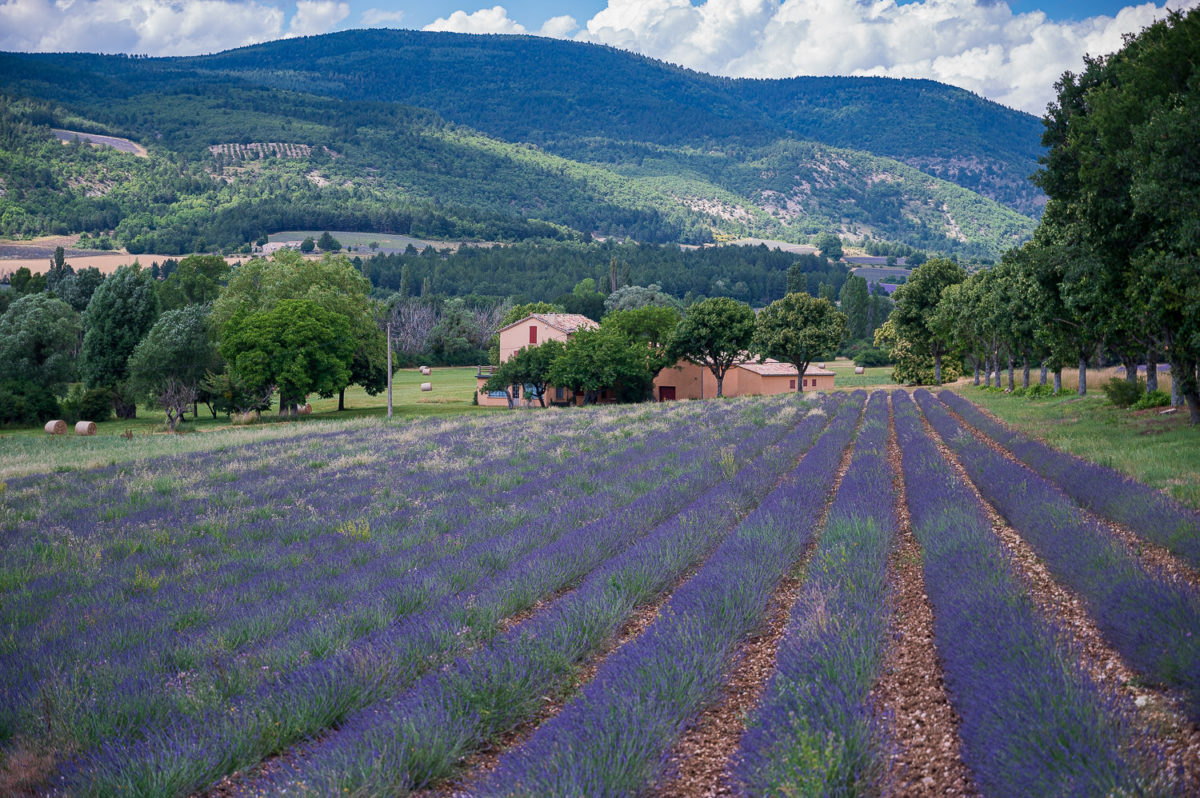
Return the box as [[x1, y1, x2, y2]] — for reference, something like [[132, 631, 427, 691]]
[[56, 396, 823, 796], [257, 395, 856, 795], [917, 389, 1200, 720], [894, 391, 1144, 795], [732, 391, 896, 795], [7, 405, 721, 756], [938, 389, 1200, 567], [462, 394, 868, 796]]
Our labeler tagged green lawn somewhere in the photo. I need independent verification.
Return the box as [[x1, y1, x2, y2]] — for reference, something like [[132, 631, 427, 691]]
[[949, 385, 1200, 509], [824, 357, 900, 389], [0, 368, 496, 479]]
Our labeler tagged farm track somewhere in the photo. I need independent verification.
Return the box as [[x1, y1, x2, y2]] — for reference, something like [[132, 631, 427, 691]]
[[919, 399, 1200, 794], [937, 394, 1200, 593], [650, 411, 860, 798], [876, 400, 977, 798]]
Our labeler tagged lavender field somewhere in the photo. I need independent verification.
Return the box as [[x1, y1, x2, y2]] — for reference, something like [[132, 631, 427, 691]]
[[1, 390, 1197, 797]]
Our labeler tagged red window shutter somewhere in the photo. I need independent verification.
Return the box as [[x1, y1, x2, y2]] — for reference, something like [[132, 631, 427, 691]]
[[529, 325, 537, 344], [790, 379, 796, 389]]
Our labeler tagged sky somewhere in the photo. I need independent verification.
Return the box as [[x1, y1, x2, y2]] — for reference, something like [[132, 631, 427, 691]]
[[1, 0, 1195, 115]]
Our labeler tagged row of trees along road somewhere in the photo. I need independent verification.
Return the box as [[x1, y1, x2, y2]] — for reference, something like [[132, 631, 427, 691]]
[[485, 294, 846, 405], [882, 9, 1200, 423]]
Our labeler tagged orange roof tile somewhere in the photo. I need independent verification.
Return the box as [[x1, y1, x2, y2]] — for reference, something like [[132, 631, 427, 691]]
[[736, 358, 837, 377]]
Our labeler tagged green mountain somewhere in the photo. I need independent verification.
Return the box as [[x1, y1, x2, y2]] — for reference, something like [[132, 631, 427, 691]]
[[0, 30, 1042, 258]]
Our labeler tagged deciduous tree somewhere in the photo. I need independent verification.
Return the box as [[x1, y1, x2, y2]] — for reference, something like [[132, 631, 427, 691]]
[[667, 296, 755, 398], [752, 293, 846, 391]]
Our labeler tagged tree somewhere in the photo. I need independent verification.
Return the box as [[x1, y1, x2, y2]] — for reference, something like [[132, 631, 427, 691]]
[[299, 236, 315, 253], [1035, 8, 1200, 416], [428, 298, 479, 362], [128, 304, 222, 428], [317, 231, 342, 251], [484, 338, 566, 407], [838, 275, 870, 341], [80, 263, 160, 418], [0, 293, 79, 396], [891, 258, 966, 384], [157, 254, 230, 310], [220, 299, 354, 412], [57, 267, 105, 313], [752, 294, 846, 391], [213, 251, 385, 411], [603, 305, 681, 380], [548, 327, 653, 404], [814, 232, 844, 260], [668, 296, 755, 398], [603, 283, 680, 313]]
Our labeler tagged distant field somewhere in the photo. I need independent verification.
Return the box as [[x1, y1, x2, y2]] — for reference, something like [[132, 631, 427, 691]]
[[269, 230, 501, 253], [51, 128, 148, 157], [851, 266, 910, 283]]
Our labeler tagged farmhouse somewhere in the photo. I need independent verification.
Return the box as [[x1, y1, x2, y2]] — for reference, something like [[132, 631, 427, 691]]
[[652, 358, 836, 401], [477, 313, 600, 406]]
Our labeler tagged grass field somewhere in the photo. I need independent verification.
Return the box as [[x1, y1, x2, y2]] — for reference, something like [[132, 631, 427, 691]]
[[0, 367, 494, 479], [948, 384, 1200, 508]]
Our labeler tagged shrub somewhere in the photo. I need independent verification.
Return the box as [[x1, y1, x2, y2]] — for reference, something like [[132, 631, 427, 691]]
[[853, 347, 891, 367], [0, 380, 60, 427], [1023, 384, 1057, 399], [61, 385, 114, 423], [1132, 390, 1171, 410], [1101, 377, 1145, 408]]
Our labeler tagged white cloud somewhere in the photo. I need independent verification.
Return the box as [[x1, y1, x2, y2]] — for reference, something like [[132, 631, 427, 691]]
[[360, 7, 404, 27], [287, 0, 349, 36], [423, 5, 527, 34], [572, 0, 1200, 114], [0, 0, 356, 55], [538, 14, 578, 39]]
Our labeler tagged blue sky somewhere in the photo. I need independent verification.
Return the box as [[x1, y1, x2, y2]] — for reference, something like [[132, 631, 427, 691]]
[[1, 0, 1194, 113]]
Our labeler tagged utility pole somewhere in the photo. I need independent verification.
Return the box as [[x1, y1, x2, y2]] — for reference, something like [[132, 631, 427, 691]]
[[386, 320, 393, 419]]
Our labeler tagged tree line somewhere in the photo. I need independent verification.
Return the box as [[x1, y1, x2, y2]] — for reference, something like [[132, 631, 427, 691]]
[[879, 6, 1200, 423], [0, 238, 893, 428]]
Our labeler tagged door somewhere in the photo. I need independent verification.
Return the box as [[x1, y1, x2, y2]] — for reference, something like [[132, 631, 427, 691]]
[[659, 386, 676, 401]]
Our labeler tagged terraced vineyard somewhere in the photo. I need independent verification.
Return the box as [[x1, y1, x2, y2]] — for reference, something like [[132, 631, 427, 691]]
[[1, 390, 1197, 796]]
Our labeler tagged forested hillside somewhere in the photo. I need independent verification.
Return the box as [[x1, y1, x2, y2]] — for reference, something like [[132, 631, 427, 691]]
[[0, 30, 1040, 257]]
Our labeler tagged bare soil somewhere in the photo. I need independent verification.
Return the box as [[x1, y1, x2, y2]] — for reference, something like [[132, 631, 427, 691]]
[[875, 402, 977, 797], [922, 408, 1200, 794]]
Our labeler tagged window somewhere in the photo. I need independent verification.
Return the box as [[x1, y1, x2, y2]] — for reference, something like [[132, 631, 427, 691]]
[[512, 384, 521, 399], [789, 379, 796, 389], [529, 325, 538, 344], [555, 387, 565, 400]]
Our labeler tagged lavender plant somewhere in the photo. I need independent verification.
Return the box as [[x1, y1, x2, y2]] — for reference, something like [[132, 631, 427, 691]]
[[894, 390, 1144, 796], [733, 391, 895, 796], [54, 397, 810, 796], [262, 396, 845, 796], [472, 394, 867, 797], [916, 389, 1200, 720], [937, 390, 1200, 567]]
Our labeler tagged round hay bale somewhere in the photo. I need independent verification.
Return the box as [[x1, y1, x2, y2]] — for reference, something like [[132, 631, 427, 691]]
[[75, 420, 97, 436], [817, 362, 825, 369], [419, 366, 432, 376], [44, 419, 67, 435], [300, 403, 312, 415], [854, 366, 865, 375], [420, 382, 433, 392]]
